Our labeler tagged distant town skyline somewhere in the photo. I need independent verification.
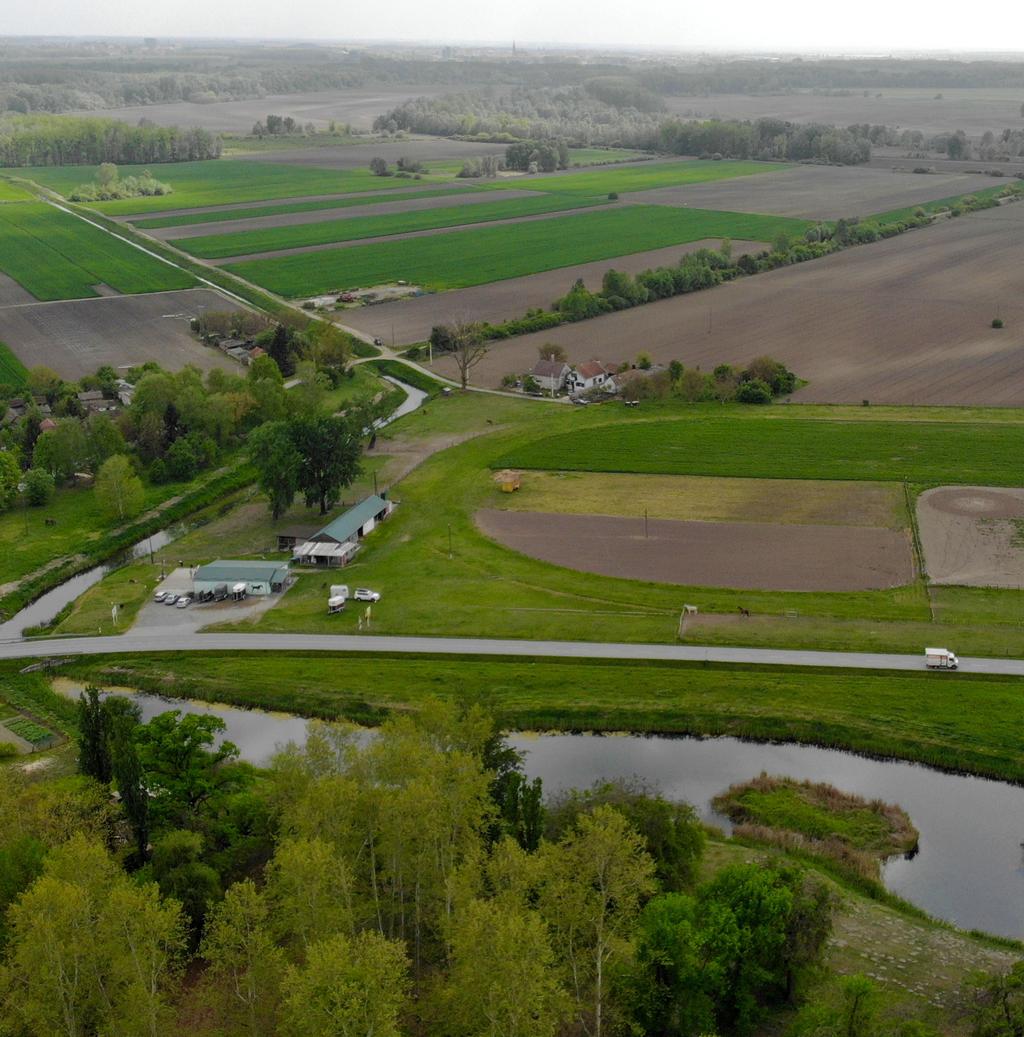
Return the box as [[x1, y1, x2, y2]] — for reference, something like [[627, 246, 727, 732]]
[[6, 0, 1024, 56]]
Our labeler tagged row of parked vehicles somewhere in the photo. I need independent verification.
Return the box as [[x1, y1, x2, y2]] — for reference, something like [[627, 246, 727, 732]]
[[153, 590, 191, 609], [327, 584, 381, 613]]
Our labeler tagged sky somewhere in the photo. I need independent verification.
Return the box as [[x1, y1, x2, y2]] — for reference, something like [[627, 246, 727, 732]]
[[7, 0, 1024, 55]]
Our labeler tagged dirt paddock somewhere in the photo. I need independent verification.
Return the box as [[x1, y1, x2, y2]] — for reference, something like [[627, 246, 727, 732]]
[[476, 509, 914, 592], [917, 486, 1024, 587]]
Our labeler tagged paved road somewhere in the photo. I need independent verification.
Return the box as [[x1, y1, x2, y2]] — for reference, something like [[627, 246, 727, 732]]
[[2, 632, 1023, 676]]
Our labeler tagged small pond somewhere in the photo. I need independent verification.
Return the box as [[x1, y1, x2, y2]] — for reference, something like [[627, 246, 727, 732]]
[[51, 682, 1024, 940]]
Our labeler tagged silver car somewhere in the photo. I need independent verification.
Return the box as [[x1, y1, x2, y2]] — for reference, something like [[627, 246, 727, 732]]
[[163, 594, 179, 606]]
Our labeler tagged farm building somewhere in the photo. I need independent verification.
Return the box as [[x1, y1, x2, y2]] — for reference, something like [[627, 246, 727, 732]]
[[567, 360, 616, 395], [530, 360, 571, 394], [192, 560, 290, 597], [292, 494, 396, 567]]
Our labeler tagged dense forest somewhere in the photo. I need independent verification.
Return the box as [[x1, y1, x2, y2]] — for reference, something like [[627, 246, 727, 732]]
[[377, 87, 876, 162], [3, 39, 1024, 116], [4, 693, 1009, 1037], [0, 114, 221, 167]]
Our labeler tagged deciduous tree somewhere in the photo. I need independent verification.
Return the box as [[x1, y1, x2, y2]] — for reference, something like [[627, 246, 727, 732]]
[[95, 454, 144, 521]]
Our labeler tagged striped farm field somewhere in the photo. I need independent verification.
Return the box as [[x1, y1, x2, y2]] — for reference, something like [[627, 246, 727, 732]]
[[494, 415, 1024, 486], [180, 193, 609, 259], [227, 205, 808, 295], [18, 159, 449, 215], [0, 203, 195, 300], [130, 186, 484, 230]]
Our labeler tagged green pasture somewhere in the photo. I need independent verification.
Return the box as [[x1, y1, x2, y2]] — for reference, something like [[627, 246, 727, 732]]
[[227, 205, 808, 295], [56, 650, 1024, 783], [514, 159, 787, 197], [496, 415, 1024, 485], [131, 187, 484, 230], [0, 340, 28, 387], [18, 160, 451, 215], [180, 193, 610, 259], [0, 202, 194, 300]]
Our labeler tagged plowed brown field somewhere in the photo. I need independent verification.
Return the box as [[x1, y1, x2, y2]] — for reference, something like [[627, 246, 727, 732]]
[[432, 203, 1024, 406], [477, 509, 914, 592]]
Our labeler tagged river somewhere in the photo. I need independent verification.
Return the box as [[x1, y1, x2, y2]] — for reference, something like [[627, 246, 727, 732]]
[[50, 681, 1024, 940]]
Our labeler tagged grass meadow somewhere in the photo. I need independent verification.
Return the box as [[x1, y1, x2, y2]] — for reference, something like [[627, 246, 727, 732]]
[[0, 202, 195, 299], [179, 193, 610, 259], [53, 650, 1024, 782], [227, 205, 808, 295], [496, 415, 1024, 485]]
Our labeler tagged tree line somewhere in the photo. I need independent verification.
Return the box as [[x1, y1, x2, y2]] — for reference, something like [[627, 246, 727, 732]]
[[0, 114, 222, 168]]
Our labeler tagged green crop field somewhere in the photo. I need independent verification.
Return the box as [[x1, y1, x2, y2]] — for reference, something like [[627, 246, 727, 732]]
[[4, 715, 52, 746], [0, 202, 195, 300], [515, 159, 787, 197], [0, 340, 28, 387], [130, 186, 485, 230], [180, 193, 609, 259], [0, 178, 34, 201], [496, 415, 1024, 486], [227, 205, 807, 295], [18, 159, 450, 215]]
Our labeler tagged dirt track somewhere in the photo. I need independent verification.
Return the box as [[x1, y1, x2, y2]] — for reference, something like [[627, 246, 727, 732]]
[[626, 165, 998, 220], [154, 189, 534, 240], [0, 288, 242, 379], [340, 239, 765, 344], [477, 509, 913, 592], [917, 486, 1024, 587], [433, 203, 1024, 406]]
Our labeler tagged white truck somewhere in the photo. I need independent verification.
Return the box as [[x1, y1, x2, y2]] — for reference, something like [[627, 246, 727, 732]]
[[925, 648, 958, 670]]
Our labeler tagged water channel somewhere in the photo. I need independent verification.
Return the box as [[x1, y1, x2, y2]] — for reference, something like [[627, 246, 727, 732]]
[[52, 681, 1024, 940]]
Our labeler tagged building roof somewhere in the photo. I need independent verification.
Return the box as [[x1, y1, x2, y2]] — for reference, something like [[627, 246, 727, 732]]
[[194, 560, 289, 584], [77, 390, 105, 402], [531, 360, 569, 379], [573, 360, 609, 380], [310, 496, 390, 545]]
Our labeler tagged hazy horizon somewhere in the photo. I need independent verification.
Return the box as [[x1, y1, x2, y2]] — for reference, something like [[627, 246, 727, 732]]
[[5, 0, 1024, 58]]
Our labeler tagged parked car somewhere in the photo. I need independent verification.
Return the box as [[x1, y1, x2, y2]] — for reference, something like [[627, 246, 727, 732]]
[[176, 596, 192, 609], [571, 397, 590, 406], [354, 588, 381, 603], [163, 594, 179, 606], [153, 590, 166, 602]]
